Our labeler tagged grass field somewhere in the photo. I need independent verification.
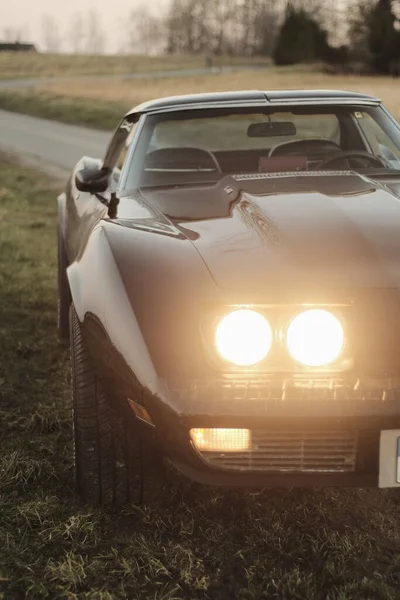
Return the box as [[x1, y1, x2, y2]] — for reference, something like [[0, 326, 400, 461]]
[[1, 66, 399, 130], [0, 90, 126, 130], [0, 52, 269, 80], [0, 154, 400, 599], [36, 67, 399, 110]]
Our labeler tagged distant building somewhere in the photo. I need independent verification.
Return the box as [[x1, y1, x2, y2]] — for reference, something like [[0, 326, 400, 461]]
[[0, 42, 37, 52]]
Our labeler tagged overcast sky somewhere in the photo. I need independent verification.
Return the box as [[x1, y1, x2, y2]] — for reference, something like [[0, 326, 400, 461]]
[[1, 0, 167, 53]]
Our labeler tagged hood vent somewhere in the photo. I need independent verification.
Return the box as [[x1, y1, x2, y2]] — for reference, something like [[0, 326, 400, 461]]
[[233, 171, 355, 180]]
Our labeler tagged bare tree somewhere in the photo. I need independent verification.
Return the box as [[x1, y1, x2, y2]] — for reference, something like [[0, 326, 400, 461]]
[[166, 0, 206, 54], [85, 9, 106, 54], [3, 27, 16, 42], [163, 0, 358, 58], [68, 12, 85, 54], [166, 0, 233, 55], [3, 25, 28, 43], [41, 14, 61, 52], [124, 5, 166, 54], [254, 1, 281, 56], [347, 0, 375, 59], [165, 0, 281, 57]]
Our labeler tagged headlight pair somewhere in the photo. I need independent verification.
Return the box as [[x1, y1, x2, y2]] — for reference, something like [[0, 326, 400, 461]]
[[215, 308, 345, 368]]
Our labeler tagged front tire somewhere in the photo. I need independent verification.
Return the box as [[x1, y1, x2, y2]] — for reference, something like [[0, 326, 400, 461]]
[[70, 305, 165, 505]]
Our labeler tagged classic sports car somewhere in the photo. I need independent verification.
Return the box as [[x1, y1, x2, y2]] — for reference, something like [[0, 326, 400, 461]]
[[58, 90, 400, 505]]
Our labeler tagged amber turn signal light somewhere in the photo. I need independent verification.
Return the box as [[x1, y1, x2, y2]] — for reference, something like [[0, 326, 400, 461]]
[[191, 428, 251, 452]]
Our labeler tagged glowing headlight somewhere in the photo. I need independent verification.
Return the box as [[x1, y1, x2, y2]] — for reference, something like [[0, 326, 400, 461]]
[[286, 309, 344, 367], [215, 309, 272, 366]]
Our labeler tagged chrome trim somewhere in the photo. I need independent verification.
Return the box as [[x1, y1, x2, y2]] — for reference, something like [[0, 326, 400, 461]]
[[168, 377, 400, 417], [269, 98, 381, 106]]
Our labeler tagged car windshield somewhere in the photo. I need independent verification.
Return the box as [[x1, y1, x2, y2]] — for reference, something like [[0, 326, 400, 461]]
[[124, 105, 400, 190]]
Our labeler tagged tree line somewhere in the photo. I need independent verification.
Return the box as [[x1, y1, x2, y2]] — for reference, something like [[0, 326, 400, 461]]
[[165, 0, 400, 74], [4, 0, 400, 74], [275, 0, 400, 74]]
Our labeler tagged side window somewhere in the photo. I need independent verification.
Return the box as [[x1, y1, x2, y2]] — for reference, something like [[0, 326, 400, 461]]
[[357, 112, 400, 161], [116, 122, 138, 170], [109, 121, 138, 191]]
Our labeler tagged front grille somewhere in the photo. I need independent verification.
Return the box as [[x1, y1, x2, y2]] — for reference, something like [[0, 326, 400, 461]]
[[201, 429, 358, 473], [168, 377, 400, 417]]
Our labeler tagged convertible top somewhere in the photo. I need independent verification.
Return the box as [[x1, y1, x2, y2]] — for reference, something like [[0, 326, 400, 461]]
[[126, 89, 381, 117]]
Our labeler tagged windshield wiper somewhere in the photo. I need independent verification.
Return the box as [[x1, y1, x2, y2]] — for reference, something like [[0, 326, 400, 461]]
[[140, 180, 219, 190]]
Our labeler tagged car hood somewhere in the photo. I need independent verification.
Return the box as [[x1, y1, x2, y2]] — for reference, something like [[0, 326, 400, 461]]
[[106, 173, 400, 377], [172, 173, 400, 291]]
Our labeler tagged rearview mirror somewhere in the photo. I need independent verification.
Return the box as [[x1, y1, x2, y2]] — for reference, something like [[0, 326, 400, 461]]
[[75, 167, 109, 193], [247, 121, 297, 138]]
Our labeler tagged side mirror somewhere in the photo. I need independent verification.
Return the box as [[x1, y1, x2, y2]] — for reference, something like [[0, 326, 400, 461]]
[[75, 167, 109, 193]]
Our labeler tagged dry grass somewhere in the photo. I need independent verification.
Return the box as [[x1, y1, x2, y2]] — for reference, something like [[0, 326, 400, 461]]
[[2, 65, 399, 131], [35, 68, 400, 121], [0, 52, 269, 80]]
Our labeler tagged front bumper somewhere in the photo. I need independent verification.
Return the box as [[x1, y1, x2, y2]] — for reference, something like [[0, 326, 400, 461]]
[[139, 375, 400, 488]]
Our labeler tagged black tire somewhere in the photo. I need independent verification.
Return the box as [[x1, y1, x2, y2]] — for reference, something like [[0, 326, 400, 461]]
[[57, 225, 70, 341], [70, 305, 165, 505]]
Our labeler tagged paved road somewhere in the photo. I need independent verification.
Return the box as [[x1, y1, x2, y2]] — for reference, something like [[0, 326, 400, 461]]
[[0, 109, 110, 175]]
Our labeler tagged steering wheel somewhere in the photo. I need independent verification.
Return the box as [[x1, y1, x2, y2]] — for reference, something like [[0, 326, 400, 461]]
[[319, 151, 386, 170], [269, 138, 342, 157], [145, 147, 222, 173]]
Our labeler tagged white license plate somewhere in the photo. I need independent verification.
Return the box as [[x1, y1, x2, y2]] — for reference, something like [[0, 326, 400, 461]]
[[379, 430, 400, 488]]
